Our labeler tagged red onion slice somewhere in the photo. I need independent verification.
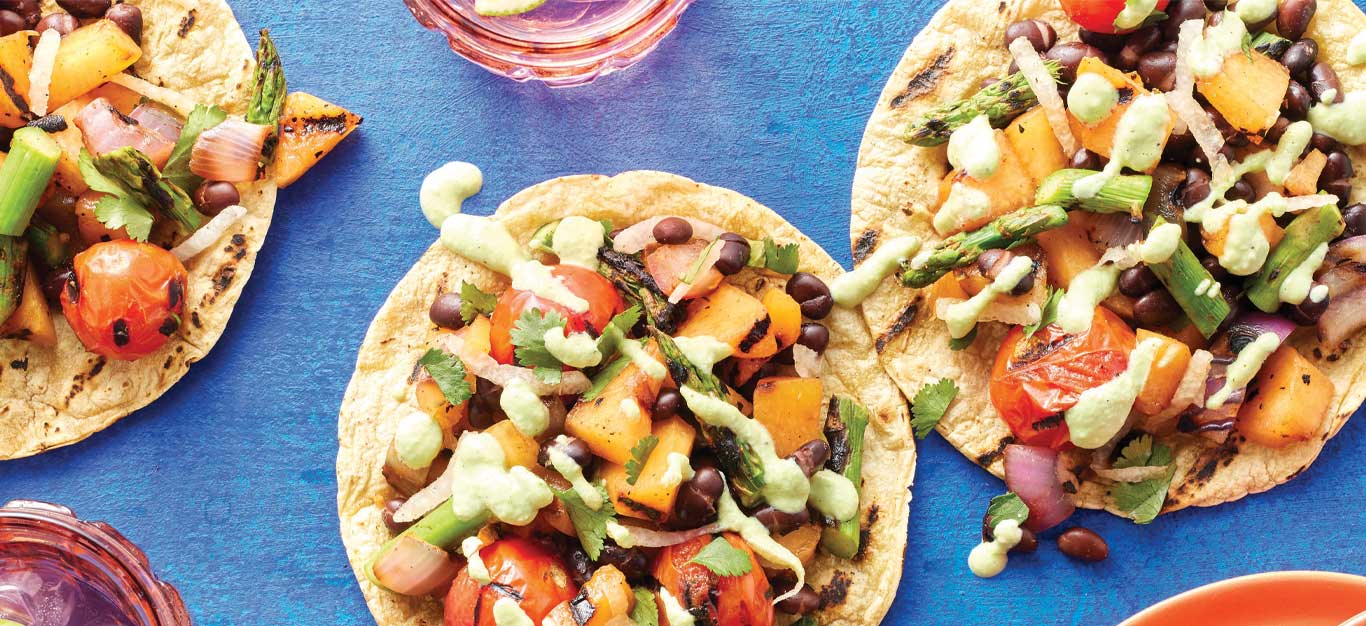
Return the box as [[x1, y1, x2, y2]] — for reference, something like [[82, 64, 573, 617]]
[[1327, 236, 1366, 265], [129, 104, 184, 143], [616, 522, 725, 548], [1319, 287, 1366, 346], [668, 242, 723, 304], [371, 535, 459, 597], [1003, 444, 1075, 532], [75, 97, 177, 168], [189, 118, 271, 183], [439, 334, 590, 396], [612, 216, 726, 254]]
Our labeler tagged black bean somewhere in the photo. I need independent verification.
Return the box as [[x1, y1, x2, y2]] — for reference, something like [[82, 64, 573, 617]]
[[1010, 266, 1036, 296], [714, 239, 750, 276], [796, 322, 830, 354], [652, 217, 692, 245], [1323, 179, 1353, 207], [1321, 151, 1353, 186], [42, 265, 74, 302], [597, 545, 650, 581], [1078, 28, 1126, 54], [673, 467, 724, 527], [382, 499, 412, 534], [1204, 0, 1228, 9], [56, 0, 109, 18], [1013, 527, 1040, 554], [1116, 27, 1161, 71], [542, 436, 593, 471], [1201, 255, 1230, 280], [1181, 168, 1212, 207], [1137, 51, 1178, 92], [6, 0, 34, 25], [1134, 289, 1181, 326], [1343, 204, 1366, 237], [1308, 62, 1344, 104], [788, 440, 830, 477], [193, 180, 240, 215], [1045, 42, 1108, 83], [1070, 148, 1100, 170], [428, 292, 465, 330], [1283, 81, 1312, 120], [1163, 131, 1196, 162], [1118, 266, 1161, 298], [1004, 19, 1056, 52], [1280, 39, 1318, 78], [1277, 0, 1316, 41], [654, 388, 688, 419], [1285, 290, 1329, 325], [775, 585, 821, 616], [1163, 0, 1208, 40], [786, 272, 833, 320], [0, 9, 22, 35], [752, 506, 810, 535], [1311, 132, 1342, 154], [104, 3, 141, 43], [1227, 179, 1256, 203], [976, 249, 1008, 275], [1265, 116, 1292, 143], [1057, 527, 1109, 562], [36, 12, 78, 35]]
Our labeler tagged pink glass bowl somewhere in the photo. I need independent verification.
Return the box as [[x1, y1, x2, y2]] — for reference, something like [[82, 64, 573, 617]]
[[403, 0, 694, 87], [0, 500, 191, 626]]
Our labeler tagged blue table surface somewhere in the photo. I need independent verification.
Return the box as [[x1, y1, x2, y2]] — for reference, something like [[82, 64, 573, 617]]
[[4, 1, 1365, 624]]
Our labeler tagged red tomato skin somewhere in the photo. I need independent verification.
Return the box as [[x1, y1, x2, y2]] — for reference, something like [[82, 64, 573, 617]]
[[654, 534, 773, 626], [488, 264, 623, 364], [989, 307, 1136, 449], [59, 240, 188, 361], [444, 538, 578, 626], [1058, 0, 1170, 33]]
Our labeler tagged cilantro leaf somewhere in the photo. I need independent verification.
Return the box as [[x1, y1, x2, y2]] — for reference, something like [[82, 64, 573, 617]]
[[595, 305, 641, 358], [624, 434, 659, 486], [631, 588, 659, 626], [949, 326, 977, 351], [510, 308, 568, 381], [1113, 434, 1155, 469], [911, 378, 958, 439], [688, 537, 754, 576], [78, 150, 128, 197], [553, 482, 614, 560], [985, 492, 1030, 528], [606, 305, 641, 336], [93, 194, 154, 242], [417, 349, 473, 406], [1110, 438, 1176, 524], [1023, 286, 1063, 339], [583, 357, 629, 402], [163, 104, 227, 192], [762, 238, 800, 274], [459, 282, 498, 324]]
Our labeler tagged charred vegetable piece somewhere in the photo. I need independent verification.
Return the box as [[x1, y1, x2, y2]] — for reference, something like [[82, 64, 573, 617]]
[[601, 416, 696, 521], [47, 20, 142, 112], [572, 565, 634, 626], [598, 248, 681, 333], [752, 377, 824, 458], [367, 498, 486, 590], [1034, 169, 1152, 215], [820, 397, 869, 559], [162, 104, 227, 194], [0, 261, 56, 346], [246, 30, 286, 128], [1245, 205, 1345, 313], [59, 240, 188, 360], [0, 128, 62, 236], [0, 237, 26, 323], [1145, 218, 1231, 338], [565, 347, 660, 466], [88, 147, 203, 233], [1196, 49, 1289, 135], [275, 92, 361, 188], [0, 33, 33, 129], [935, 131, 1038, 234], [1005, 106, 1068, 186], [903, 63, 1060, 147], [677, 284, 775, 358], [1236, 345, 1333, 447], [899, 204, 1068, 288], [1250, 32, 1292, 59], [25, 221, 72, 269], [1134, 329, 1192, 416]]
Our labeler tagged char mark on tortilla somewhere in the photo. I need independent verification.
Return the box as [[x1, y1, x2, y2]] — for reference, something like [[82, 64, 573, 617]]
[[890, 48, 955, 108], [853, 229, 880, 265], [875, 297, 922, 353]]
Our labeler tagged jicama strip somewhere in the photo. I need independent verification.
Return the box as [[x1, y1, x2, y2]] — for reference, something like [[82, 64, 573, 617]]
[[1008, 37, 1078, 156]]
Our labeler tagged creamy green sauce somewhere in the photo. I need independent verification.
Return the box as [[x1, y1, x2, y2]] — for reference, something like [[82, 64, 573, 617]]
[[661, 451, 695, 488], [492, 597, 533, 626], [620, 398, 641, 422], [1279, 242, 1329, 305], [1189, 13, 1248, 78], [394, 410, 442, 470], [500, 378, 549, 437], [659, 588, 695, 626], [543, 329, 602, 368], [548, 436, 603, 510], [1057, 261, 1123, 333], [934, 183, 992, 236], [831, 236, 922, 307], [440, 215, 529, 275], [619, 337, 667, 380], [1265, 121, 1313, 185], [461, 536, 491, 584], [549, 215, 605, 268], [968, 519, 1023, 578], [1068, 73, 1120, 125], [1308, 91, 1366, 146], [510, 261, 590, 313], [420, 161, 482, 228], [1310, 283, 1330, 303], [1114, 0, 1159, 29], [1141, 222, 1183, 264], [1195, 277, 1223, 297], [674, 335, 734, 373], [947, 114, 1001, 180], [1208, 194, 1289, 276], [605, 520, 637, 549], [1207, 332, 1281, 408], [1075, 94, 1171, 199], [941, 255, 1035, 338], [1065, 337, 1163, 449], [680, 386, 811, 514], [809, 469, 860, 522], [1234, 0, 1277, 24], [449, 432, 553, 525], [716, 488, 805, 602], [1350, 32, 1366, 66], [1185, 152, 1272, 223]]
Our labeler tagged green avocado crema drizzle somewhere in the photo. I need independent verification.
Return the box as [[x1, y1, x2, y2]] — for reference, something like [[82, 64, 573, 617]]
[[1057, 258, 1125, 334], [547, 435, 603, 510], [968, 518, 1023, 578], [492, 597, 534, 626], [1207, 332, 1282, 409], [1308, 91, 1366, 146], [1067, 73, 1119, 125], [440, 214, 528, 275], [674, 335, 734, 372], [548, 215, 606, 268], [1074, 93, 1171, 199], [715, 487, 806, 603], [462, 536, 492, 584], [500, 378, 549, 437], [1206, 193, 1291, 276], [679, 386, 812, 513], [1233, 0, 1277, 24], [1065, 337, 1164, 449], [1187, 13, 1248, 78], [543, 329, 602, 368], [1279, 242, 1330, 305], [1113, 0, 1159, 30], [393, 410, 443, 470], [947, 114, 1001, 180], [420, 161, 483, 227], [448, 432, 552, 525], [941, 255, 1035, 339], [1349, 32, 1366, 66], [830, 236, 922, 307]]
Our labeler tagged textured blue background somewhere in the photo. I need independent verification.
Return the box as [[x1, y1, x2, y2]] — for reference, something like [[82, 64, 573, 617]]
[[2, 1, 1365, 624]]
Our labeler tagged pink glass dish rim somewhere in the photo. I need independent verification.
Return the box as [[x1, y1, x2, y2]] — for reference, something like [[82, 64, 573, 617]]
[[0, 500, 191, 626], [403, 0, 695, 87]]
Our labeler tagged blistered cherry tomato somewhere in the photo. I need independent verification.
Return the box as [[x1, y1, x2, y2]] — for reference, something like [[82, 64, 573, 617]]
[[988, 307, 1136, 448], [59, 240, 188, 361], [1058, 0, 1170, 33], [488, 264, 623, 364], [654, 534, 773, 626], [444, 538, 578, 626]]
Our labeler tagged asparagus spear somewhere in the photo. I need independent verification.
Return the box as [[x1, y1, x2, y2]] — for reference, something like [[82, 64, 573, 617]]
[[820, 396, 870, 560], [0, 127, 62, 237], [365, 498, 488, 590], [597, 248, 682, 333], [904, 62, 1061, 147], [899, 204, 1068, 288], [90, 147, 204, 233], [0, 237, 28, 323], [1251, 32, 1292, 60], [1035, 169, 1153, 215], [1245, 205, 1345, 313], [25, 221, 71, 269], [1146, 217, 1232, 338]]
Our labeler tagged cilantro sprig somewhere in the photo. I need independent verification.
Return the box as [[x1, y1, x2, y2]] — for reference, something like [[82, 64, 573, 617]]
[[624, 434, 659, 485], [688, 537, 754, 576], [78, 151, 153, 241], [631, 588, 659, 626], [459, 282, 498, 324], [911, 378, 958, 439], [761, 238, 800, 274], [418, 348, 473, 406], [1109, 434, 1176, 524], [553, 482, 615, 560], [985, 492, 1030, 529], [510, 309, 569, 384], [1023, 286, 1062, 339]]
